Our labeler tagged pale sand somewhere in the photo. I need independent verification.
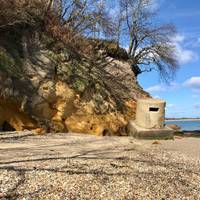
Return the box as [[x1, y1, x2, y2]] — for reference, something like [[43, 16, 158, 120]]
[[155, 137, 200, 158], [0, 132, 200, 200]]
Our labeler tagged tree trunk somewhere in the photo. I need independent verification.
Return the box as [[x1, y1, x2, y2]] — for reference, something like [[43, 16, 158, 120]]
[[128, 35, 134, 56]]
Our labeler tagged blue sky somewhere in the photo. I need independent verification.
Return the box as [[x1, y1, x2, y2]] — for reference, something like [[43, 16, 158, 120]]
[[136, 0, 200, 118]]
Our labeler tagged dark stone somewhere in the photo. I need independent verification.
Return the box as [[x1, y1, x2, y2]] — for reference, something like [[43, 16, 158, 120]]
[[1, 121, 16, 132]]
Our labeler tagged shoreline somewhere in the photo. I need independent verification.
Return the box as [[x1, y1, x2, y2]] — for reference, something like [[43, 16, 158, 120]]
[[166, 119, 200, 122], [182, 130, 200, 137]]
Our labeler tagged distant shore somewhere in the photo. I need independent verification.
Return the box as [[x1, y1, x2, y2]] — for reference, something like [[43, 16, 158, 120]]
[[165, 119, 200, 122]]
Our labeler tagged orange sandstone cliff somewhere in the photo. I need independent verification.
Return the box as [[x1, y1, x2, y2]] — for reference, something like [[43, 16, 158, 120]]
[[0, 29, 149, 135]]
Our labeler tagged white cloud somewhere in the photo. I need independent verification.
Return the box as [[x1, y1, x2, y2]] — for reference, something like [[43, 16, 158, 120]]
[[153, 95, 161, 99], [146, 85, 166, 93], [172, 34, 185, 43], [183, 77, 200, 92], [175, 45, 198, 64], [183, 77, 200, 93], [172, 34, 199, 65], [146, 82, 179, 93], [166, 103, 176, 111], [192, 94, 200, 98], [167, 104, 176, 108], [193, 89, 200, 93], [168, 82, 180, 90], [194, 104, 200, 109], [150, 0, 166, 10]]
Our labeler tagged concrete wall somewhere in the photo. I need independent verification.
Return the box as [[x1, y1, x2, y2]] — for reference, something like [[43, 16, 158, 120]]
[[135, 99, 166, 129]]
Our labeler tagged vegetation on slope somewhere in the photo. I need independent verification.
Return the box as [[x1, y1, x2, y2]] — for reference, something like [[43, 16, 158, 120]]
[[0, 0, 179, 80]]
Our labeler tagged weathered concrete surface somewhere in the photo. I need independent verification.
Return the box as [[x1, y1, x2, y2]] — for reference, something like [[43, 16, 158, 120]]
[[127, 120, 174, 139], [136, 98, 166, 129], [128, 99, 173, 139], [0, 132, 200, 200]]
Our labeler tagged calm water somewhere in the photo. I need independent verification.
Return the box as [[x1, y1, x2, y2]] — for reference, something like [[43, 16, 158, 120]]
[[165, 120, 200, 131]]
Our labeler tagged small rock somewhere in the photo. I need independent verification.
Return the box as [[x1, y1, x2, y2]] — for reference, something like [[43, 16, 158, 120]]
[[167, 124, 181, 131], [174, 136, 183, 139], [152, 141, 161, 145]]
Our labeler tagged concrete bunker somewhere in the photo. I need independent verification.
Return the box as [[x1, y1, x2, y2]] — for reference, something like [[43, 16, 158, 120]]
[[135, 98, 166, 129], [127, 98, 174, 139]]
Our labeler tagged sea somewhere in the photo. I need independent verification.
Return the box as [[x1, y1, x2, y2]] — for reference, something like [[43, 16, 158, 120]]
[[165, 120, 200, 131]]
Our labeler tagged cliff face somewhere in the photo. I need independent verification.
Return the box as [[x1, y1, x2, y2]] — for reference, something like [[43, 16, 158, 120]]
[[0, 29, 149, 135]]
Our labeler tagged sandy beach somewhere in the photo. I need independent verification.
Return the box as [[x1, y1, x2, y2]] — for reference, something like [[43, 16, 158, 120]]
[[0, 132, 200, 200]]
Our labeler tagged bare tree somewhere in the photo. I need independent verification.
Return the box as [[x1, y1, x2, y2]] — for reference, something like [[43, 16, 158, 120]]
[[110, 4, 126, 46], [119, 0, 178, 80], [48, 0, 113, 37], [0, 0, 114, 39]]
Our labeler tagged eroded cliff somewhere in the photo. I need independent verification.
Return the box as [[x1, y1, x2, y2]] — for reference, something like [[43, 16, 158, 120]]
[[0, 28, 149, 135]]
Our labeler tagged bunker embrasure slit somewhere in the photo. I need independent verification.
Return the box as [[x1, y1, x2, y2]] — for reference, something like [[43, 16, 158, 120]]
[[149, 107, 159, 112]]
